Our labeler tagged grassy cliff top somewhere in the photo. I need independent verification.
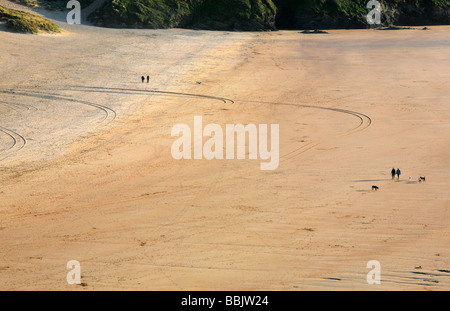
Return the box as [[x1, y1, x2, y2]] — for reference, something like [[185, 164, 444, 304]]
[[9, 0, 95, 10], [2, 0, 449, 32], [88, 0, 278, 30], [0, 5, 61, 33], [88, 0, 450, 30]]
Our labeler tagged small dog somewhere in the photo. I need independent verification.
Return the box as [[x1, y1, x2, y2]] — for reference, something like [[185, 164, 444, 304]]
[[372, 185, 379, 191], [418, 176, 426, 182]]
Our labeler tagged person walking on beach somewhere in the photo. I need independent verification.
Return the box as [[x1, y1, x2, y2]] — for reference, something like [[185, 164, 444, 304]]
[[141, 76, 145, 83], [391, 168, 396, 180], [147, 75, 149, 83], [396, 168, 401, 180]]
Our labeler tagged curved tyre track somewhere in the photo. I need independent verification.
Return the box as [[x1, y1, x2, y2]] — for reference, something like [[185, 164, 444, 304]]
[[193, 100, 373, 188], [263, 101, 372, 162], [0, 101, 37, 112], [0, 86, 371, 189], [68, 86, 235, 105], [0, 89, 117, 162], [59, 86, 372, 177], [0, 100, 31, 161], [0, 90, 116, 123], [0, 126, 26, 162], [53, 86, 372, 208]]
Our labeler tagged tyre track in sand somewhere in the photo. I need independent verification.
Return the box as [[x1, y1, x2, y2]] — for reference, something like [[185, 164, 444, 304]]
[[0, 90, 116, 123], [68, 86, 235, 105], [0, 86, 373, 273], [177, 99, 372, 195], [0, 86, 371, 175], [51, 86, 372, 212], [0, 125, 26, 162], [0, 85, 231, 164], [58, 87, 373, 278], [67, 87, 370, 163], [0, 86, 372, 221], [0, 100, 33, 160], [0, 89, 117, 162], [0, 101, 37, 112], [244, 100, 373, 163]]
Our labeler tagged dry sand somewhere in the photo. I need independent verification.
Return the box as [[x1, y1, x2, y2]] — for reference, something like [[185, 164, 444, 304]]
[[0, 1, 449, 290]]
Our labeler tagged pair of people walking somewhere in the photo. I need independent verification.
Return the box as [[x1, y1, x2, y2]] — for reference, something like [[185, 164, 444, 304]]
[[141, 75, 149, 83], [391, 167, 401, 180]]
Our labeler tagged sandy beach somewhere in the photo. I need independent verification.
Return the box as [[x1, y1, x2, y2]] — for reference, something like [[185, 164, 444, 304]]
[[0, 1, 449, 290]]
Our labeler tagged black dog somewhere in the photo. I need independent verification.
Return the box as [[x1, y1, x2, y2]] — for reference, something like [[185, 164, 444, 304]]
[[418, 176, 426, 182], [372, 185, 379, 191]]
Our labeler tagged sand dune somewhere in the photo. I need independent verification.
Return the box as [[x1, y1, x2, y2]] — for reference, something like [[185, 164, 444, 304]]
[[0, 3, 449, 290]]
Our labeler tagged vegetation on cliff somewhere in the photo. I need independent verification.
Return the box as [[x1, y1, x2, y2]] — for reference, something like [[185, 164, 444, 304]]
[[10, 0, 94, 10], [88, 0, 450, 29], [88, 0, 277, 30], [273, 0, 450, 29], [0, 4, 61, 33], [4, 0, 450, 30]]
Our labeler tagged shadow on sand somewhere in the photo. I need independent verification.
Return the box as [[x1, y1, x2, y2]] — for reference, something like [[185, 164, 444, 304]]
[[352, 179, 390, 182]]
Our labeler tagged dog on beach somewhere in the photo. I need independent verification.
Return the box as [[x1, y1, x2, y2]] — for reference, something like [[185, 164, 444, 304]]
[[418, 176, 426, 182], [372, 185, 379, 191]]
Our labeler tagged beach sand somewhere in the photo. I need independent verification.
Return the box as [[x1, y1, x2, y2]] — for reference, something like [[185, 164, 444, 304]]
[[0, 1, 449, 290]]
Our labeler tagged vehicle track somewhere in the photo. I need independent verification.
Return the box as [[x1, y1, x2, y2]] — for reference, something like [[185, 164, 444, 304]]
[[0, 86, 372, 202], [200, 100, 372, 187], [255, 101, 372, 163], [0, 101, 37, 112], [0, 90, 116, 123], [0, 89, 116, 162], [0, 87, 373, 243], [53, 86, 372, 210], [69, 86, 235, 105], [0, 125, 26, 162]]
